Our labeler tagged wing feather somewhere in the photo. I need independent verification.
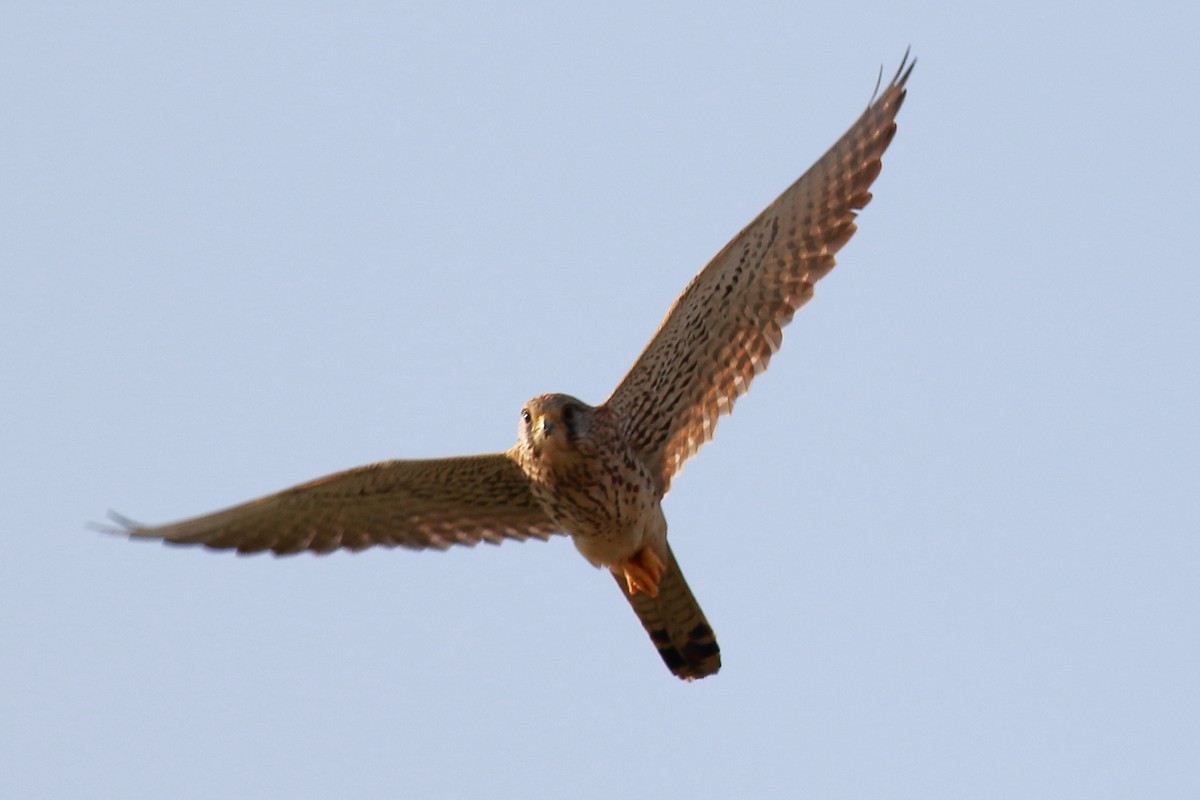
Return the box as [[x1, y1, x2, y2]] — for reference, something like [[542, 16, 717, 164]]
[[102, 453, 560, 555], [604, 53, 914, 491]]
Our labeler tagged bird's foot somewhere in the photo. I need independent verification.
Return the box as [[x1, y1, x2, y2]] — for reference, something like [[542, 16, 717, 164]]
[[617, 545, 667, 598]]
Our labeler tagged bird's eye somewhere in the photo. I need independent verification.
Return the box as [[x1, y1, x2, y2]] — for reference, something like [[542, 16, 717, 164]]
[[521, 409, 532, 425], [562, 405, 576, 424]]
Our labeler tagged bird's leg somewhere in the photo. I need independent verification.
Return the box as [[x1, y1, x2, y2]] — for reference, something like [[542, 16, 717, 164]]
[[617, 545, 667, 598]]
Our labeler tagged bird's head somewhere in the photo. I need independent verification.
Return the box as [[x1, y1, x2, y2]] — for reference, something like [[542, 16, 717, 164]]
[[517, 393, 598, 461]]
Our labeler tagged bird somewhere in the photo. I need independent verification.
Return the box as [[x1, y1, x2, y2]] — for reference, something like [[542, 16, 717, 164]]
[[101, 53, 914, 681]]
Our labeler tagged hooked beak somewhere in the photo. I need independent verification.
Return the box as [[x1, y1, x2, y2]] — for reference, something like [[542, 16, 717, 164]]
[[534, 414, 568, 453]]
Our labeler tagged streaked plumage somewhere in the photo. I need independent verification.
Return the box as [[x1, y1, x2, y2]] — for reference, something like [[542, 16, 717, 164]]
[[101, 53, 914, 680]]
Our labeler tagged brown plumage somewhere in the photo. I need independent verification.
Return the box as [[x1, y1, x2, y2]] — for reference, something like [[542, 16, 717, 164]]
[[101, 53, 913, 681], [607, 54, 915, 493], [106, 455, 558, 555]]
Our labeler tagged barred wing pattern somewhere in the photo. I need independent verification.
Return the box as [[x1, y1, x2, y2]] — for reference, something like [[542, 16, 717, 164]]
[[605, 54, 913, 492], [106, 453, 560, 555]]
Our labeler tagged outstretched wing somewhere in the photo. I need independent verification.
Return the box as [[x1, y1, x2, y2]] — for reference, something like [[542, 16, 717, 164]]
[[604, 53, 913, 492], [102, 453, 560, 555]]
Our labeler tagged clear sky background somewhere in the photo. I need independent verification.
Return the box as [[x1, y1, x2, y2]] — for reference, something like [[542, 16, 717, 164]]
[[3, 2, 1198, 798]]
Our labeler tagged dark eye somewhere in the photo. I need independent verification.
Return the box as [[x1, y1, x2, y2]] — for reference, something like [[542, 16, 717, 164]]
[[562, 405, 576, 424], [521, 409, 532, 425]]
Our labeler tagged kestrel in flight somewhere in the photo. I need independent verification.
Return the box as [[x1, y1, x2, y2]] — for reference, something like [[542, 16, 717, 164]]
[[103, 54, 914, 681]]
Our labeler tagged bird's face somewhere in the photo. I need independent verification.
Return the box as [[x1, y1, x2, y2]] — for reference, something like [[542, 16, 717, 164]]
[[518, 393, 596, 460]]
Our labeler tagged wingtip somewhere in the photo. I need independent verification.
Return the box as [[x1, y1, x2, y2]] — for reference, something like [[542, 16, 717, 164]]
[[871, 48, 916, 105], [894, 46, 917, 88], [88, 509, 145, 537]]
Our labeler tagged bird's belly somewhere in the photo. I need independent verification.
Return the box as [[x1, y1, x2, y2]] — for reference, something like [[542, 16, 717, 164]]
[[524, 443, 665, 569], [530, 479, 664, 568], [570, 523, 645, 568], [560, 486, 668, 569]]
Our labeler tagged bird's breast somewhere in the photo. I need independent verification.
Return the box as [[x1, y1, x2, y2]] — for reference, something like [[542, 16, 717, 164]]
[[524, 445, 662, 563]]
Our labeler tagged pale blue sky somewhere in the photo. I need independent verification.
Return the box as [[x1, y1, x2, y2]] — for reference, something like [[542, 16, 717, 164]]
[[4, 2, 1198, 798]]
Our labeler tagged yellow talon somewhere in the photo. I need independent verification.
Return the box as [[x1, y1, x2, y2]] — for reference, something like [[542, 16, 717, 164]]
[[618, 545, 668, 597]]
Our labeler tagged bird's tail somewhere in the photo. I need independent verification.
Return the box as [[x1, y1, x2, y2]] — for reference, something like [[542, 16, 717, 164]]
[[614, 543, 721, 680]]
